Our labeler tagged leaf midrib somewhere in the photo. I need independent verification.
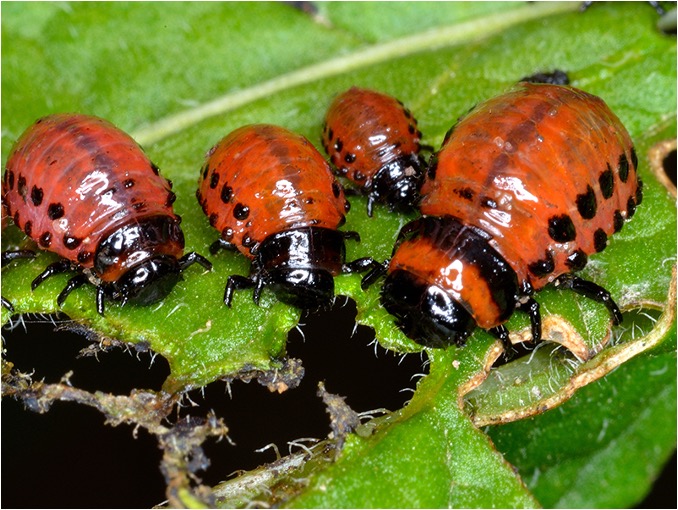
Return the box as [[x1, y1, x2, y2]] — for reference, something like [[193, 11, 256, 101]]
[[131, 2, 577, 147]]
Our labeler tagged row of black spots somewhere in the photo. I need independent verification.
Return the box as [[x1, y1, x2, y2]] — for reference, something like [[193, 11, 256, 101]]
[[547, 148, 639, 245], [323, 126, 358, 173], [396, 100, 423, 141]]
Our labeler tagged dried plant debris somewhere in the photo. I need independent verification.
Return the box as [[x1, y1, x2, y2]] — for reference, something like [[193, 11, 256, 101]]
[[230, 356, 305, 394], [317, 381, 361, 453], [2, 357, 230, 507]]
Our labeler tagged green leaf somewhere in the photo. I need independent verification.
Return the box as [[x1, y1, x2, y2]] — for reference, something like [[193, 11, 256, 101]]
[[487, 320, 677, 508], [2, 2, 676, 508]]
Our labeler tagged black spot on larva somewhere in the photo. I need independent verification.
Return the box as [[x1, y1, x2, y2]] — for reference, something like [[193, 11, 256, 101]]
[[305, 197, 315, 205], [631, 147, 638, 170], [234, 203, 250, 220], [548, 214, 576, 243], [210, 172, 220, 189], [403, 108, 412, 120], [576, 185, 597, 220], [201, 164, 209, 181], [332, 182, 341, 198], [599, 166, 614, 199], [334, 139, 343, 153], [353, 170, 366, 182], [528, 250, 555, 277], [327, 127, 334, 142], [443, 124, 456, 145], [344, 201, 351, 213], [427, 155, 438, 180], [627, 196, 637, 218], [593, 228, 608, 253], [618, 152, 631, 183], [64, 235, 82, 250], [6, 169, 15, 189], [338, 215, 346, 227], [166, 191, 177, 207], [132, 202, 146, 211], [344, 153, 356, 164], [209, 213, 219, 227], [39, 231, 52, 248], [77, 251, 93, 264], [636, 179, 643, 205], [221, 185, 233, 204], [24, 221, 32, 237], [48, 203, 65, 220], [453, 187, 474, 201], [30, 185, 44, 206], [17, 175, 27, 199], [123, 179, 135, 189], [151, 162, 161, 175], [13, 211, 20, 226], [613, 210, 624, 233], [408, 124, 415, 135], [481, 196, 497, 209], [242, 235, 255, 248], [565, 249, 588, 271], [221, 227, 234, 240]]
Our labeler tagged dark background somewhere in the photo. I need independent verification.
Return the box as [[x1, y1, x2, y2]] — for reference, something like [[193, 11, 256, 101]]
[[1, 298, 676, 509]]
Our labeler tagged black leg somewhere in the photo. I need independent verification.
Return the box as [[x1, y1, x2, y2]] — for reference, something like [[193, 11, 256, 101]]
[[57, 274, 89, 308], [555, 273, 623, 325], [252, 277, 266, 305], [2, 249, 36, 266], [342, 231, 361, 243], [360, 261, 389, 290], [31, 260, 72, 291], [224, 275, 255, 307], [210, 238, 238, 255], [518, 297, 542, 342], [179, 252, 213, 271], [342, 257, 378, 274], [489, 324, 510, 346], [2, 250, 37, 312]]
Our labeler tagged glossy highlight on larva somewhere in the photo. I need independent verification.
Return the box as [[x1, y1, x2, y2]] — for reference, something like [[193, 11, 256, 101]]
[[197, 124, 375, 309], [322, 87, 426, 217], [364, 83, 641, 348], [2, 113, 211, 314]]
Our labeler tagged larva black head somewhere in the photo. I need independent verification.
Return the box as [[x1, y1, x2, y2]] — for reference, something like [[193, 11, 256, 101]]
[[95, 215, 186, 306], [255, 227, 346, 309], [370, 154, 426, 213], [114, 255, 182, 305], [381, 269, 476, 348], [381, 216, 520, 348]]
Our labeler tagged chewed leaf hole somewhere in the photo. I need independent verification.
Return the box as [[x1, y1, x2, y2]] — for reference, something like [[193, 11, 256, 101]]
[[649, 139, 677, 197]]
